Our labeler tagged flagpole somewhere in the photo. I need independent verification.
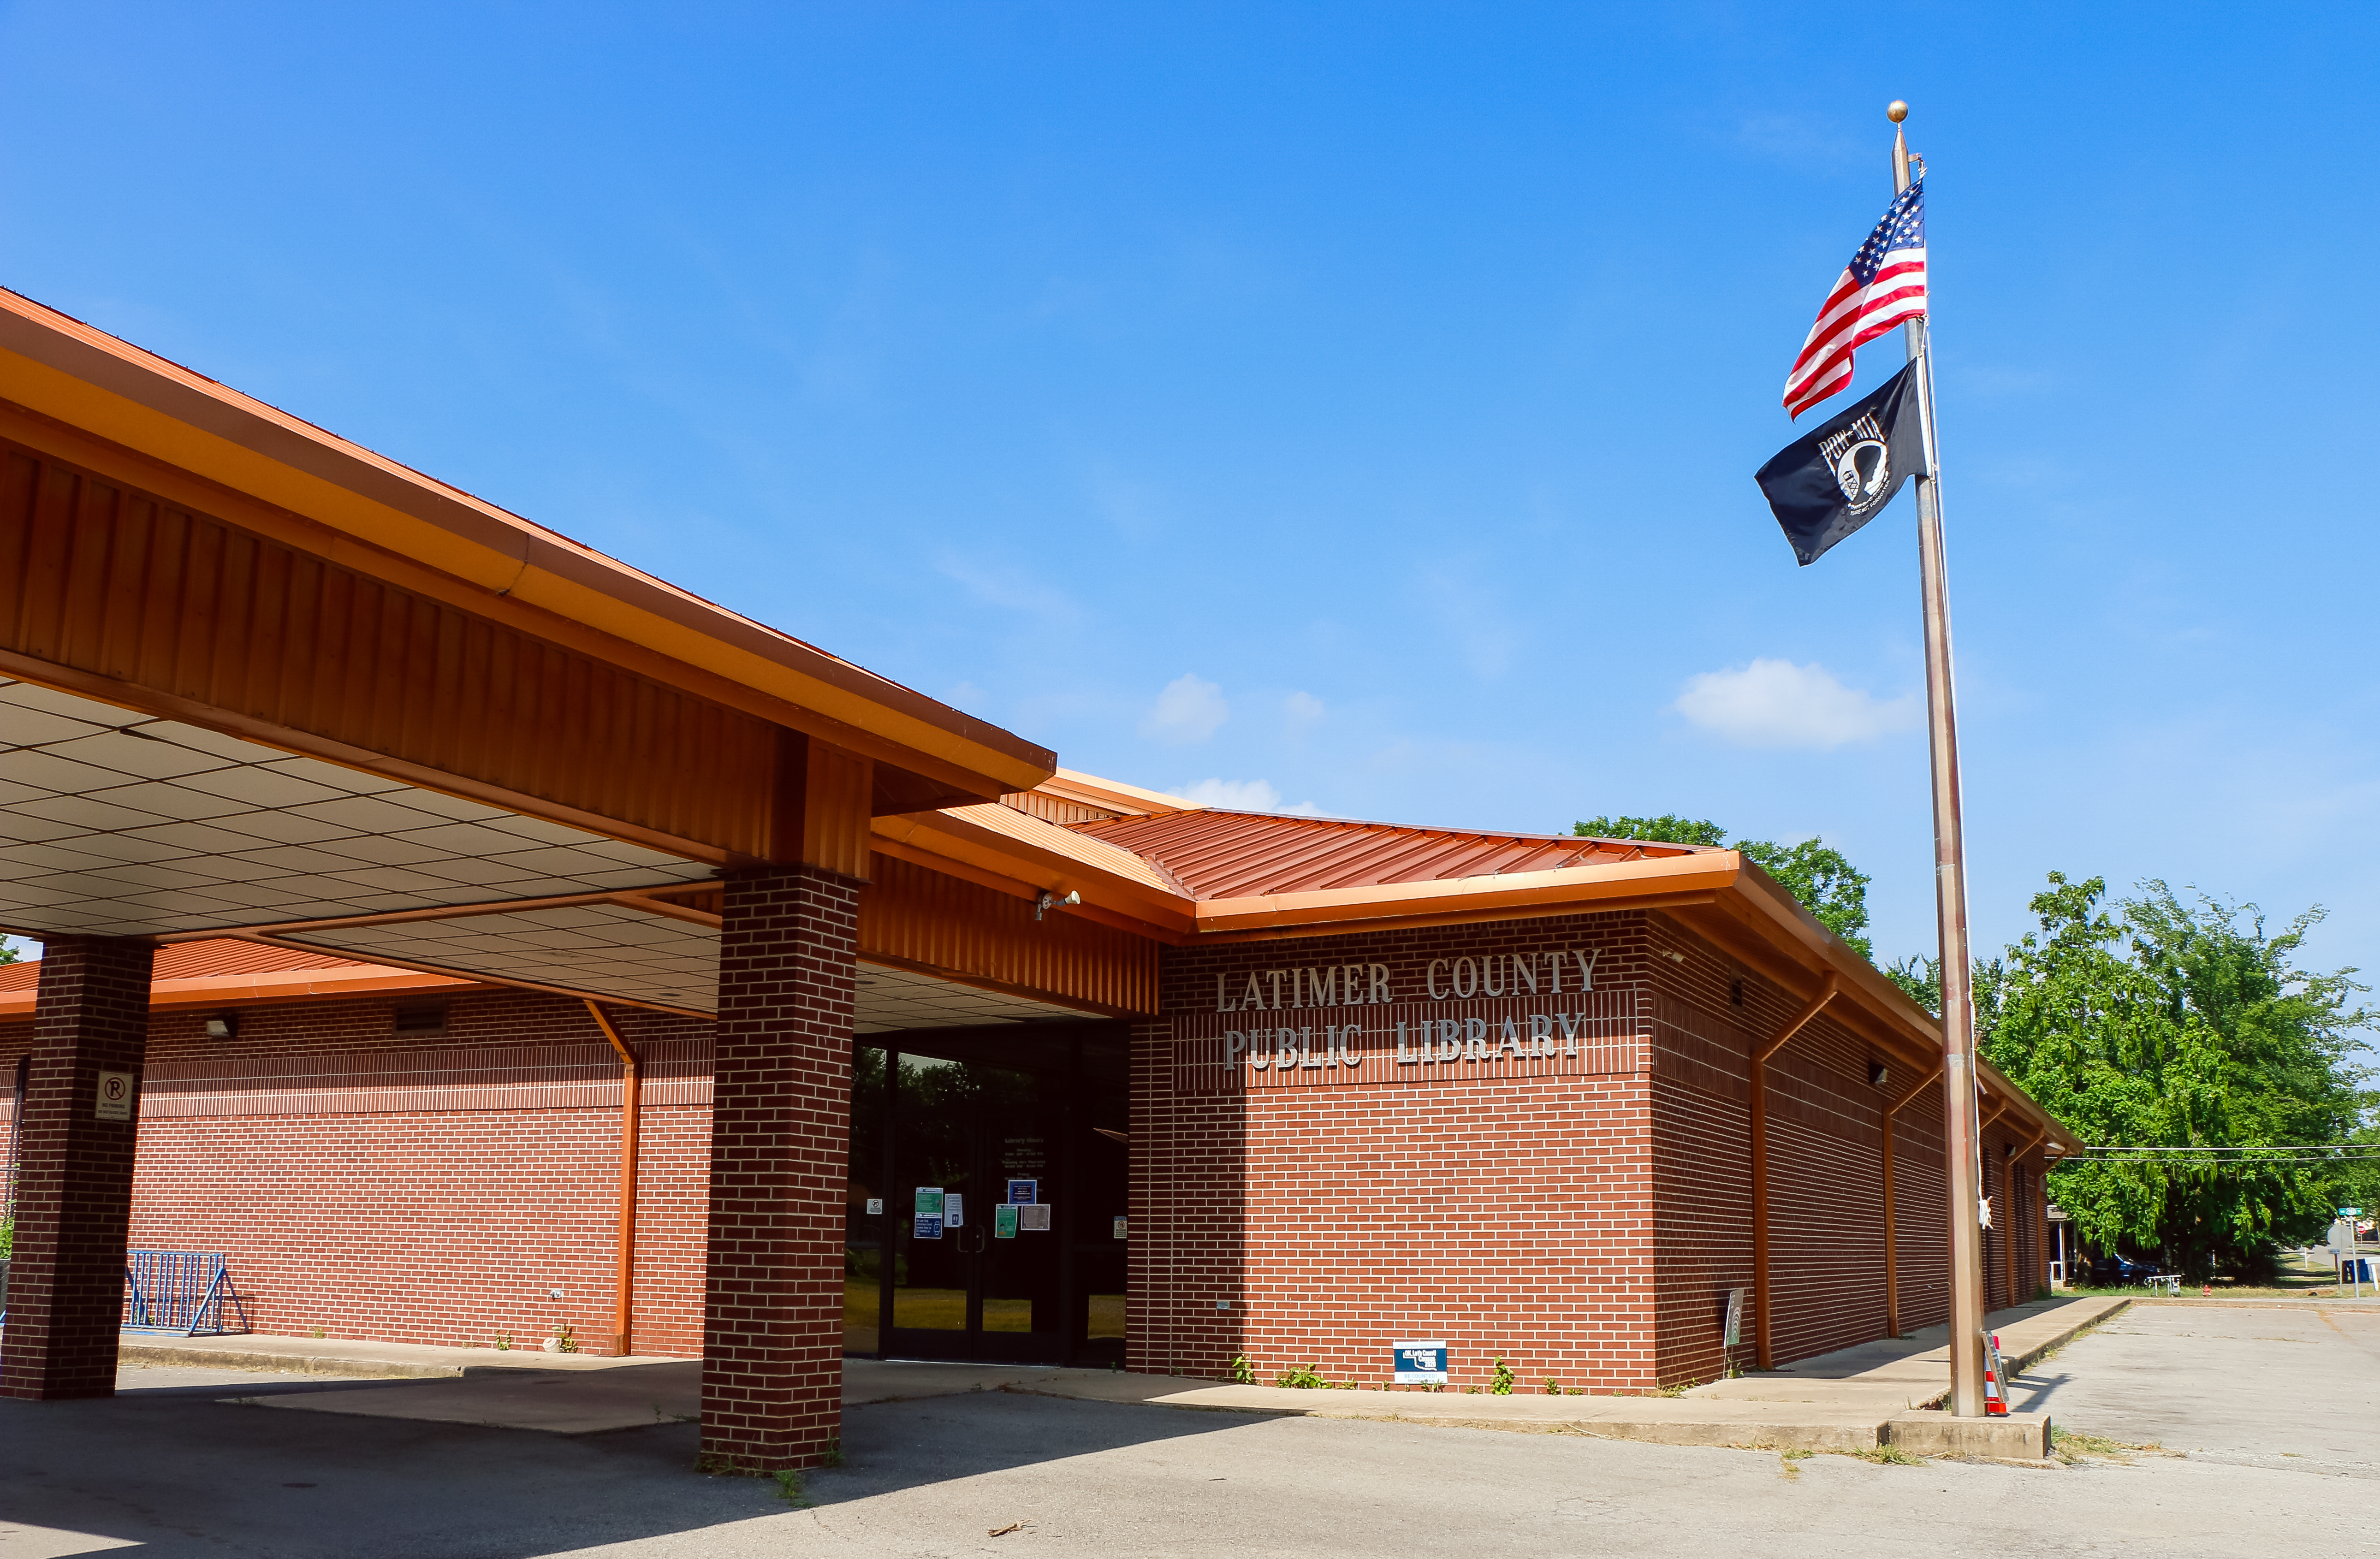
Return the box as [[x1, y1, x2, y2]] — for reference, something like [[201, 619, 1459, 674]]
[[1889, 98, 1989, 1420]]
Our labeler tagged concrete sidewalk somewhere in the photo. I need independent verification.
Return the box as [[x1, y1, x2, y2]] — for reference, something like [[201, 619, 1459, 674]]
[[1683, 1293, 2127, 1409], [118, 1330, 691, 1377], [154, 1304, 2121, 1459]]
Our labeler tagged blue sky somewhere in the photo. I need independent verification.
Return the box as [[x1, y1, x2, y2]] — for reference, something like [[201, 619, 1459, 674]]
[[3, 3, 2376, 984]]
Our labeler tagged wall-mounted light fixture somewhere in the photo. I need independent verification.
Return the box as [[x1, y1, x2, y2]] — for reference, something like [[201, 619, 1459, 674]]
[[1034, 889, 1081, 922], [1868, 1061, 1888, 1088], [204, 1013, 237, 1040]]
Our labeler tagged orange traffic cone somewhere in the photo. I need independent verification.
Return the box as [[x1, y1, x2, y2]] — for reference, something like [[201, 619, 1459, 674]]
[[1983, 1332, 2010, 1417]]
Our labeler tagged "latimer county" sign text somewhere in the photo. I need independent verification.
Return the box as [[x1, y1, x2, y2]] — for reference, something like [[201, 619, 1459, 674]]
[[1171, 943, 1643, 1095]]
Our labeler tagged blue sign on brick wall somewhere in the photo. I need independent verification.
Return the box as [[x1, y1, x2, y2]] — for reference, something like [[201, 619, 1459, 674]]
[[1392, 1340, 1448, 1385]]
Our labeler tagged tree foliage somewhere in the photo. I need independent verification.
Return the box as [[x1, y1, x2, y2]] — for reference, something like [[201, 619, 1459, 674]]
[[1979, 872, 2372, 1278], [1574, 814, 1873, 958]]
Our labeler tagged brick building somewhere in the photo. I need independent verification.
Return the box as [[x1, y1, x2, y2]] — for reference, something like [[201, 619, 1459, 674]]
[[0, 285, 2071, 1467], [5, 773, 2071, 1394]]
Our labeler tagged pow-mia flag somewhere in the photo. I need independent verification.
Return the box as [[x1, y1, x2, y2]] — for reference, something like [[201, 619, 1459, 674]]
[[1755, 362, 1924, 565]]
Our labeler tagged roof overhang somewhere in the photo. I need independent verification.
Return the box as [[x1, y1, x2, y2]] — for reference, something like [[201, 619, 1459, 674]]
[[863, 805, 2082, 1156], [0, 288, 1053, 805]]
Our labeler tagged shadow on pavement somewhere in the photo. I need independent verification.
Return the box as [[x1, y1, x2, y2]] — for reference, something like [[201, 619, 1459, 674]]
[[0, 1376, 1269, 1558]]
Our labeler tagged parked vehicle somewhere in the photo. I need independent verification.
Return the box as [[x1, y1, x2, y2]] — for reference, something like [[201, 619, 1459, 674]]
[[2089, 1254, 2160, 1286]]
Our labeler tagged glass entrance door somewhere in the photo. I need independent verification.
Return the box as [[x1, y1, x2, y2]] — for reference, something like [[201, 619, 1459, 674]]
[[847, 1038, 1126, 1366]]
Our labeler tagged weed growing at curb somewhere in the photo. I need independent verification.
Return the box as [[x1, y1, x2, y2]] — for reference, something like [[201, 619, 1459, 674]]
[[2051, 1426, 2174, 1464], [1850, 1445, 1929, 1466], [1542, 1378, 1563, 1395], [818, 1437, 845, 1468], [1227, 1354, 1255, 1386], [1778, 1449, 1814, 1480], [1490, 1357, 1516, 1395], [1274, 1364, 1328, 1390], [773, 1470, 813, 1508]]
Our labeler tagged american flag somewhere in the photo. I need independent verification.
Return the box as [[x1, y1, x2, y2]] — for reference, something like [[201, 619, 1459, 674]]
[[1782, 180, 1927, 418]]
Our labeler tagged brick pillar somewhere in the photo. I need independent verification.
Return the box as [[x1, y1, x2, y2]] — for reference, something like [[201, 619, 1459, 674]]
[[1, 937, 155, 1401], [699, 865, 858, 1471]]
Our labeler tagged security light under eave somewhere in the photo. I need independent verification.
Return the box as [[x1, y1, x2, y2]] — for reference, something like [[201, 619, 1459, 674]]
[[1034, 890, 1081, 922]]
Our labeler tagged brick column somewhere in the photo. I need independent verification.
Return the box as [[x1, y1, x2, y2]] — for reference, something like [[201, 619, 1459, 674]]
[[1, 937, 155, 1401], [699, 865, 858, 1471]]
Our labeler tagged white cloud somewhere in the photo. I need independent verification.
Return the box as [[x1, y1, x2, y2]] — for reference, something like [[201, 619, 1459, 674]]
[[1284, 691, 1325, 729], [1175, 777, 1326, 816], [1673, 659, 1919, 749], [1140, 673, 1229, 744], [934, 552, 1078, 621]]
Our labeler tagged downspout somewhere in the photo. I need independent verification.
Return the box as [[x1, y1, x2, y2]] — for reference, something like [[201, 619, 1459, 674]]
[[1751, 972, 1837, 1370], [584, 999, 641, 1357], [1880, 1062, 1944, 1337]]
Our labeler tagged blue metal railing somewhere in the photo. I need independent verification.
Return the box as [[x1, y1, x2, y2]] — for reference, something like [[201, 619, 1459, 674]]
[[122, 1249, 251, 1335]]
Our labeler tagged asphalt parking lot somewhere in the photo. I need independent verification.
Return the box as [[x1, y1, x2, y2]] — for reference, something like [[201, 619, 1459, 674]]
[[1, 1303, 2370, 1559]]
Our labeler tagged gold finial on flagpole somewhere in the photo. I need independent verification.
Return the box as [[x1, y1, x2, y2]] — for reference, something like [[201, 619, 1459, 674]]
[[1887, 100, 1908, 123], [1889, 101, 1913, 194]]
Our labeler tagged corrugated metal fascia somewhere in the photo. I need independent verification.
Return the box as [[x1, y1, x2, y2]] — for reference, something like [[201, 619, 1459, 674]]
[[860, 854, 1160, 1016], [0, 437, 776, 858]]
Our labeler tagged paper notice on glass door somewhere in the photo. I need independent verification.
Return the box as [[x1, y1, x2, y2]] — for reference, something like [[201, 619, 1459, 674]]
[[1019, 1203, 1051, 1232], [944, 1193, 965, 1228], [994, 1204, 1018, 1238], [914, 1186, 944, 1240]]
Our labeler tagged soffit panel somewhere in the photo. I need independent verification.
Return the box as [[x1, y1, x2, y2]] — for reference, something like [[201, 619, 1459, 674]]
[[0, 677, 713, 940], [273, 905, 1115, 1030], [276, 903, 723, 1014]]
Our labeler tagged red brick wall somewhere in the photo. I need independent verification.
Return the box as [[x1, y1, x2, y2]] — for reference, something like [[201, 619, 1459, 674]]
[[1133, 907, 1955, 1392], [0, 988, 717, 1358], [1134, 911, 1662, 1392]]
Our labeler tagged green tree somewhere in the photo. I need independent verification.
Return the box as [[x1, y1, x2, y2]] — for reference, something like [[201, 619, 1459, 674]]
[[1574, 814, 1873, 958], [0, 939, 20, 966], [1981, 872, 2371, 1280]]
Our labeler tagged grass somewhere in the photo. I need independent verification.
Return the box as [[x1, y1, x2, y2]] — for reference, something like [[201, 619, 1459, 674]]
[[1775, 1445, 1927, 1476], [2061, 1263, 2347, 1301], [2050, 1426, 2173, 1464]]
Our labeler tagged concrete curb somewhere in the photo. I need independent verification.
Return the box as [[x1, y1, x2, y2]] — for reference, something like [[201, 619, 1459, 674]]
[[1887, 1411, 2051, 1459], [119, 1340, 467, 1379], [119, 1333, 686, 1380]]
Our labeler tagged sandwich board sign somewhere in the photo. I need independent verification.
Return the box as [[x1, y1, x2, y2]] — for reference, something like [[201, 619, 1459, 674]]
[[1392, 1341, 1448, 1385]]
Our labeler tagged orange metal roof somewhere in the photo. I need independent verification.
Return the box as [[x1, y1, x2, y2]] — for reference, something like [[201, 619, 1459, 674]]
[[1067, 810, 1712, 900], [0, 938, 475, 1016], [0, 939, 370, 992]]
